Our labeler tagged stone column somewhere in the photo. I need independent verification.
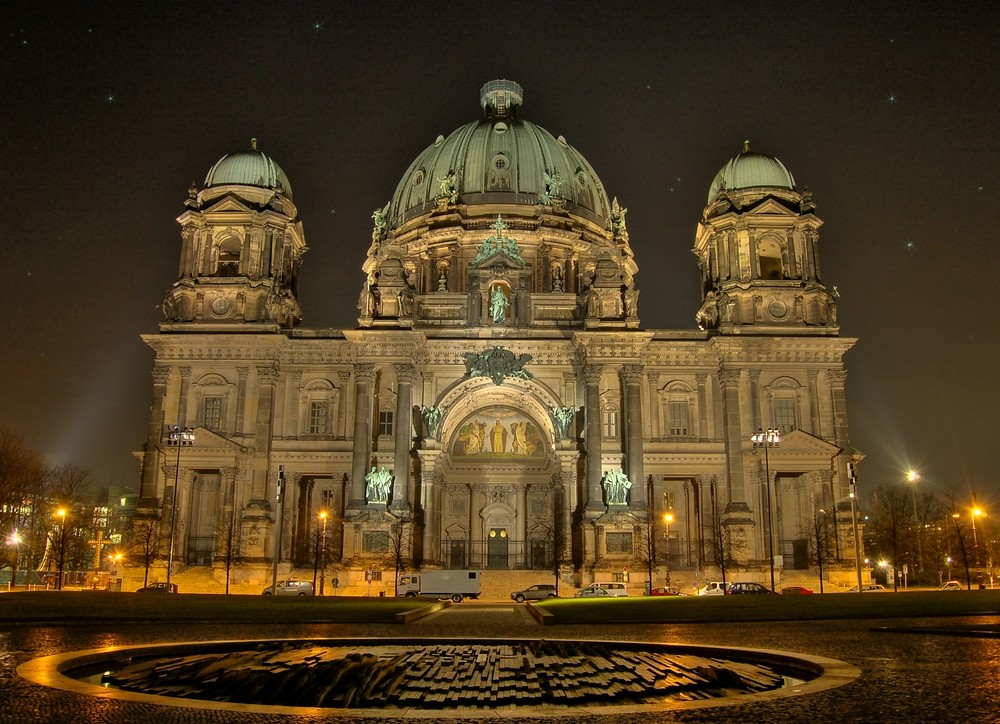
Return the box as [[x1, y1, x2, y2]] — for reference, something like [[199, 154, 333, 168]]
[[621, 365, 645, 509], [337, 371, 351, 439], [235, 367, 249, 437], [646, 372, 660, 440], [178, 366, 192, 428], [349, 364, 376, 510], [719, 369, 747, 504], [249, 365, 279, 506], [138, 367, 170, 505], [696, 373, 709, 441], [556, 449, 581, 568], [827, 369, 852, 499], [417, 452, 442, 566], [748, 369, 761, 431], [807, 370, 821, 437], [583, 365, 605, 514], [391, 364, 417, 515], [284, 370, 302, 440]]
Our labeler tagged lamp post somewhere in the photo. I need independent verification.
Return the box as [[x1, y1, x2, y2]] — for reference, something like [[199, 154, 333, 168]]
[[663, 512, 674, 586], [55, 508, 68, 591], [751, 427, 780, 592], [165, 425, 195, 592], [971, 498, 983, 569], [907, 471, 922, 572], [8, 530, 22, 590], [319, 511, 329, 595]]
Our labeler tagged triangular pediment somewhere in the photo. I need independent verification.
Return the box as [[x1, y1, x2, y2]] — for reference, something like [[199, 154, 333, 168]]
[[743, 197, 798, 216], [189, 426, 246, 452], [201, 195, 255, 214], [470, 251, 524, 269]]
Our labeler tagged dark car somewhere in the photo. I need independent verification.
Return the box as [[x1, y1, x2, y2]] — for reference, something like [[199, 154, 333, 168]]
[[510, 584, 558, 603], [726, 581, 772, 595], [136, 582, 178, 593]]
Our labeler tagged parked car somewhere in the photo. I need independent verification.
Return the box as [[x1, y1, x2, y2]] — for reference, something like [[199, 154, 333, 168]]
[[848, 583, 887, 592], [726, 581, 773, 595], [511, 584, 558, 603], [649, 586, 682, 596], [576, 582, 629, 598], [781, 586, 814, 595], [697, 581, 726, 596], [261, 580, 314, 596], [135, 582, 178, 594], [940, 581, 963, 591]]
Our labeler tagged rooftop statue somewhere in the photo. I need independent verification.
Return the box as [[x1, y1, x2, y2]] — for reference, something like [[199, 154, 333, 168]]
[[463, 347, 532, 385], [371, 201, 390, 240], [473, 215, 525, 266], [437, 172, 458, 204], [539, 170, 563, 205], [610, 197, 628, 236]]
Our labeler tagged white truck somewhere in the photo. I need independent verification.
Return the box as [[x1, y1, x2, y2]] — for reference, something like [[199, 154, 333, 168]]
[[397, 570, 481, 602]]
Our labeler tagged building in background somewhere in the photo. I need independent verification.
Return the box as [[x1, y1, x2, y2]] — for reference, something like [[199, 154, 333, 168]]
[[134, 81, 858, 594]]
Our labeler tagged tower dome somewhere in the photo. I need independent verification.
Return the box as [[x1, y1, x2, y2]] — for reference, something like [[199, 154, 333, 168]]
[[707, 141, 794, 204], [389, 80, 610, 227], [204, 139, 294, 200]]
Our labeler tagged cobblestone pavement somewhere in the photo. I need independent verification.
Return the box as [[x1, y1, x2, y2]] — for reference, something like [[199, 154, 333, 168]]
[[2, 601, 999, 723]]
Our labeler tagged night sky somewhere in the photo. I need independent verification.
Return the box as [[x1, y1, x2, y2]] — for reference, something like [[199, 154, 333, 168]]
[[3, 3, 997, 509]]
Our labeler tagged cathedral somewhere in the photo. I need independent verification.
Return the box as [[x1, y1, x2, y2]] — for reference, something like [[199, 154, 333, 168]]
[[134, 80, 859, 595]]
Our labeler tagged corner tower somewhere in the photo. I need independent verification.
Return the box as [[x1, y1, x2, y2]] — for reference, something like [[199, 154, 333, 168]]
[[693, 141, 836, 334], [161, 139, 306, 331]]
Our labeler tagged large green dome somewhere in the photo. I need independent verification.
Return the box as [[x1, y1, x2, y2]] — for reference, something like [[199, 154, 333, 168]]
[[707, 141, 795, 204], [390, 80, 610, 226], [204, 139, 293, 200]]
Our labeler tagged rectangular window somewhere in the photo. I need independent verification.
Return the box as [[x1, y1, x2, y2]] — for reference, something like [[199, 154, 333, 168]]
[[668, 401, 690, 436], [308, 401, 328, 434], [363, 531, 389, 553], [378, 410, 394, 437], [321, 488, 334, 509], [203, 396, 223, 431], [605, 532, 632, 554], [601, 407, 619, 438], [773, 398, 797, 433]]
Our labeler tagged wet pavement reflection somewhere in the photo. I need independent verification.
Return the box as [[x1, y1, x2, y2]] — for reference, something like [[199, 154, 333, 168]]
[[2, 605, 998, 722]]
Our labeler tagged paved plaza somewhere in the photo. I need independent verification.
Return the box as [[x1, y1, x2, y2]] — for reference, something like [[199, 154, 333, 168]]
[[2, 601, 998, 722]]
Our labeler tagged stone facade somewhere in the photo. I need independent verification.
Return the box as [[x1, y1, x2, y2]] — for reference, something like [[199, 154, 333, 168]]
[[135, 82, 859, 594]]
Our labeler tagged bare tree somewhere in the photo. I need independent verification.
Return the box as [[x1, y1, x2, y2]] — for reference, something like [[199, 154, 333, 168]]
[[128, 520, 162, 589], [383, 519, 412, 596], [943, 489, 975, 590], [805, 509, 837, 593], [216, 507, 244, 595], [867, 484, 914, 591], [703, 482, 745, 586]]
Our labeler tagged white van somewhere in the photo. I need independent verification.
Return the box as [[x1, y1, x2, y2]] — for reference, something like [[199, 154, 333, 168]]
[[697, 581, 726, 596], [576, 582, 629, 598]]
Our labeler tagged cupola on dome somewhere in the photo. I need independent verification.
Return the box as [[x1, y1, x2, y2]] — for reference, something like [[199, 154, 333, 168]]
[[204, 139, 294, 200], [707, 141, 795, 204], [390, 80, 610, 226]]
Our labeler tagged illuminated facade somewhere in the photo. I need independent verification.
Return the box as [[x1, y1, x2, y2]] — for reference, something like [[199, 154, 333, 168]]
[[135, 81, 858, 594]]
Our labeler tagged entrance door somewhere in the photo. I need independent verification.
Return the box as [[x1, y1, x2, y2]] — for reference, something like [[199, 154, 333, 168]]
[[449, 540, 466, 568], [487, 528, 509, 569]]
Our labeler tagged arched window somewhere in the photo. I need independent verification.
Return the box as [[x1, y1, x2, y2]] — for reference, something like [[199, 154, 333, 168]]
[[216, 236, 242, 276], [300, 379, 336, 437], [758, 237, 783, 280], [768, 376, 801, 433], [662, 382, 695, 438], [194, 374, 232, 432]]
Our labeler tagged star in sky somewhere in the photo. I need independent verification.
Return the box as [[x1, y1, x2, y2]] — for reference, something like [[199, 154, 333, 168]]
[[312, 21, 323, 32], [887, 94, 897, 103], [905, 240, 915, 250], [105, 94, 116, 104]]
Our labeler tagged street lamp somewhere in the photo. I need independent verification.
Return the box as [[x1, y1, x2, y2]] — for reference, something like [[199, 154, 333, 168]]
[[971, 499, 983, 568], [751, 427, 780, 592], [55, 508, 68, 591], [165, 425, 195, 591], [663, 512, 674, 586], [907, 471, 922, 572], [319, 511, 329, 595], [7, 530, 22, 590]]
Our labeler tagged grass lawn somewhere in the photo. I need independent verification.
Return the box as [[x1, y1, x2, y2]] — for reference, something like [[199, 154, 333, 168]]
[[0, 591, 428, 626], [537, 589, 1000, 624]]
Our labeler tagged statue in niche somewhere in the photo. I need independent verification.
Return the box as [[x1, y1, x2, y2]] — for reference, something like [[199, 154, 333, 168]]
[[420, 405, 442, 438], [624, 287, 638, 318], [397, 287, 414, 317], [552, 264, 564, 292], [586, 287, 599, 317], [437, 269, 448, 291], [365, 466, 393, 505], [552, 406, 575, 439], [602, 468, 632, 506], [489, 285, 509, 324]]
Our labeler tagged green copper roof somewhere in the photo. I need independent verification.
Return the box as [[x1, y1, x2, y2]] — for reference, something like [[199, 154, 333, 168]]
[[204, 139, 293, 200], [708, 141, 795, 204], [390, 81, 610, 225]]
